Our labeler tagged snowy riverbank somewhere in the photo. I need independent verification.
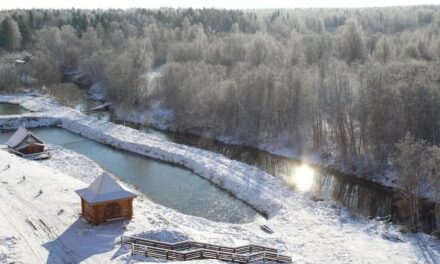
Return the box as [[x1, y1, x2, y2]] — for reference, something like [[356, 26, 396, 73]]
[[110, 103, 416, 197], [0, 94, 439, 263], [0, 94, 285, 217]]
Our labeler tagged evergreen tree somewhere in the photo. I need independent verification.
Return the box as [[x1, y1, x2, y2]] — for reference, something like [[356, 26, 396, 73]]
[[16, 16, 30, 48], [0, 17, 22, 51]]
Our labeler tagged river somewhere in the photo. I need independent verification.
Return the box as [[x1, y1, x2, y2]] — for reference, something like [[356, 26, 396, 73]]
[[0, 126, 261, 224], [14, 84, 438, 233]]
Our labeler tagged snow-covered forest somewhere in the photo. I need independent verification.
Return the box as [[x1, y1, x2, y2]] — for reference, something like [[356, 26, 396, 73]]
[[1, 6, 440, 233]]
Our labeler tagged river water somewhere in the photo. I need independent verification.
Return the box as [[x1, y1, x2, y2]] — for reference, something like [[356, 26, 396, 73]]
[[0, 127, 261, 223], [0, 103, 28, 115], [121, 119, 437, 233]]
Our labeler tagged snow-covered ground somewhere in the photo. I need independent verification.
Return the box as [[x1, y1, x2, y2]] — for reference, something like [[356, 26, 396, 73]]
[[0, 94, 439, 263]]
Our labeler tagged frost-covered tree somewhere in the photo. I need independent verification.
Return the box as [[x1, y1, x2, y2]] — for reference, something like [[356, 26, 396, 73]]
[[428, 145, 440, 237], [0, 63, 18, 90], [104, 38, 152, 106], [373, 35, 394, 64], [340, 19, 365, 63], [393, 134, 432, 230], [0, 16, 22, 51]]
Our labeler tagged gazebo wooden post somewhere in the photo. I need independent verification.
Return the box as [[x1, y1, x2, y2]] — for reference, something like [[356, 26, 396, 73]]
[[75, 172, 137, 225]]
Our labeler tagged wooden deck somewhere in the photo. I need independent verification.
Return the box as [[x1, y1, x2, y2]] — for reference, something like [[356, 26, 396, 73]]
[[121, 236, 292, 263], [7, 149, 51, 160]]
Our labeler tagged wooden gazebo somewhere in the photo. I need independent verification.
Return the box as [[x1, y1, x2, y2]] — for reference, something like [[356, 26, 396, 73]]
[[6, 127, 48, 159], [75, 172, 137, 225]]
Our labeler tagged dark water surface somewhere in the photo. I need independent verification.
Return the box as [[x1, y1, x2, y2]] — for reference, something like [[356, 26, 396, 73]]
[[43, 84, 111, 121], [122, 120, 437, 233], [0, 103, 28, 115]]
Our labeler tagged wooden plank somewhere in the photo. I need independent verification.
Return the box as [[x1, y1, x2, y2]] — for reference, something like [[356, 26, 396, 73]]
[[219, 247, 235, 253], [172, 241, 189, 249], [83, 102, 112, 112], [249, 252, 264, 261], [185, 251, 202, 259]]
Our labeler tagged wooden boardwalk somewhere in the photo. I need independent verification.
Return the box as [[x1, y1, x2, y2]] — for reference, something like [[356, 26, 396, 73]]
[[121, 236, 292, 263]]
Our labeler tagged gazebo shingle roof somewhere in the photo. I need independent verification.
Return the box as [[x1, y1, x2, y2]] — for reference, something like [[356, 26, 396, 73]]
[[75, 172, 136, 205], [6, 127, 44, 149]]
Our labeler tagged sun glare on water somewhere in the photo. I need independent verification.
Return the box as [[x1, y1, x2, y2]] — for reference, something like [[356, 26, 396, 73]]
[[292, 165, 315, 192]]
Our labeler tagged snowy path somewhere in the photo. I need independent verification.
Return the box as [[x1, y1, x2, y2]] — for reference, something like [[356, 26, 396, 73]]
[[0, 155, 79, 263], [0, 94, 439, 263], [0, 195, 47, 263], [0, 151, 127, 264], [0, 185, 74, 263]]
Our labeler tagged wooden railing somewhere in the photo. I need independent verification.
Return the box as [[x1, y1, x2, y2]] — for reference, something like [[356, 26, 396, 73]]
[[121, 236, 292, 263]]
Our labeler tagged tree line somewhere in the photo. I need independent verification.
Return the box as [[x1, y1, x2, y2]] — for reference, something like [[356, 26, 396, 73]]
[[0, 6, 440, 234]]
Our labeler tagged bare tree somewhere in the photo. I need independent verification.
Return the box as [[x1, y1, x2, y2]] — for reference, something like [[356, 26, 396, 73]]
[[393, 134, 431, 231]]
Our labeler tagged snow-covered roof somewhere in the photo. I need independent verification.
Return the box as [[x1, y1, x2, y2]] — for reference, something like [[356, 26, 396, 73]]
[[6, 127, 44, 149], [75, 172, 136, 205]]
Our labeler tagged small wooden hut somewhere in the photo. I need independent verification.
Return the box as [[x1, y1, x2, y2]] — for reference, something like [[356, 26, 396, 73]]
[[75, 172, 137, 225], [6, 127, 45, 155]]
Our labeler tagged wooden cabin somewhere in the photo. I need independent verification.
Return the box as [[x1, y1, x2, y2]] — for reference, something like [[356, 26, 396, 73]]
[[6, 127, 45, 155], [75, 172, 137, 225]]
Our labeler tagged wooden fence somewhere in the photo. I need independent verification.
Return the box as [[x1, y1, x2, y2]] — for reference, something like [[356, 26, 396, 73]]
[[121, 235, 292, 263]]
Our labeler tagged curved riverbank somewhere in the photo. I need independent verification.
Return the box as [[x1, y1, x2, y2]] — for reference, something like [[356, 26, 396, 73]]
[[0, 94, 286, 218], [0, 128, 261, 223], [0, 93, 439, 263]]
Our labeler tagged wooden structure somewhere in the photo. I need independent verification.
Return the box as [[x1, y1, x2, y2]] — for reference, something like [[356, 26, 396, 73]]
[[6, 127, 45, 155], [83, 102, 112, 112], [75, 172, 136, 225], [121, 236, 292, 263]]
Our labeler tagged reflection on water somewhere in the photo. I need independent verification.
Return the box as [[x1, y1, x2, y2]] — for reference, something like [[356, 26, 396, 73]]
[[291, 165, 315, 192], [0, 103, 28, 115], [314, 172, 392, 217], [122, 121, 438, 234], [42, 85, 438, 234], [0, 127, 261, 223], [42, 84, 111, 121]]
